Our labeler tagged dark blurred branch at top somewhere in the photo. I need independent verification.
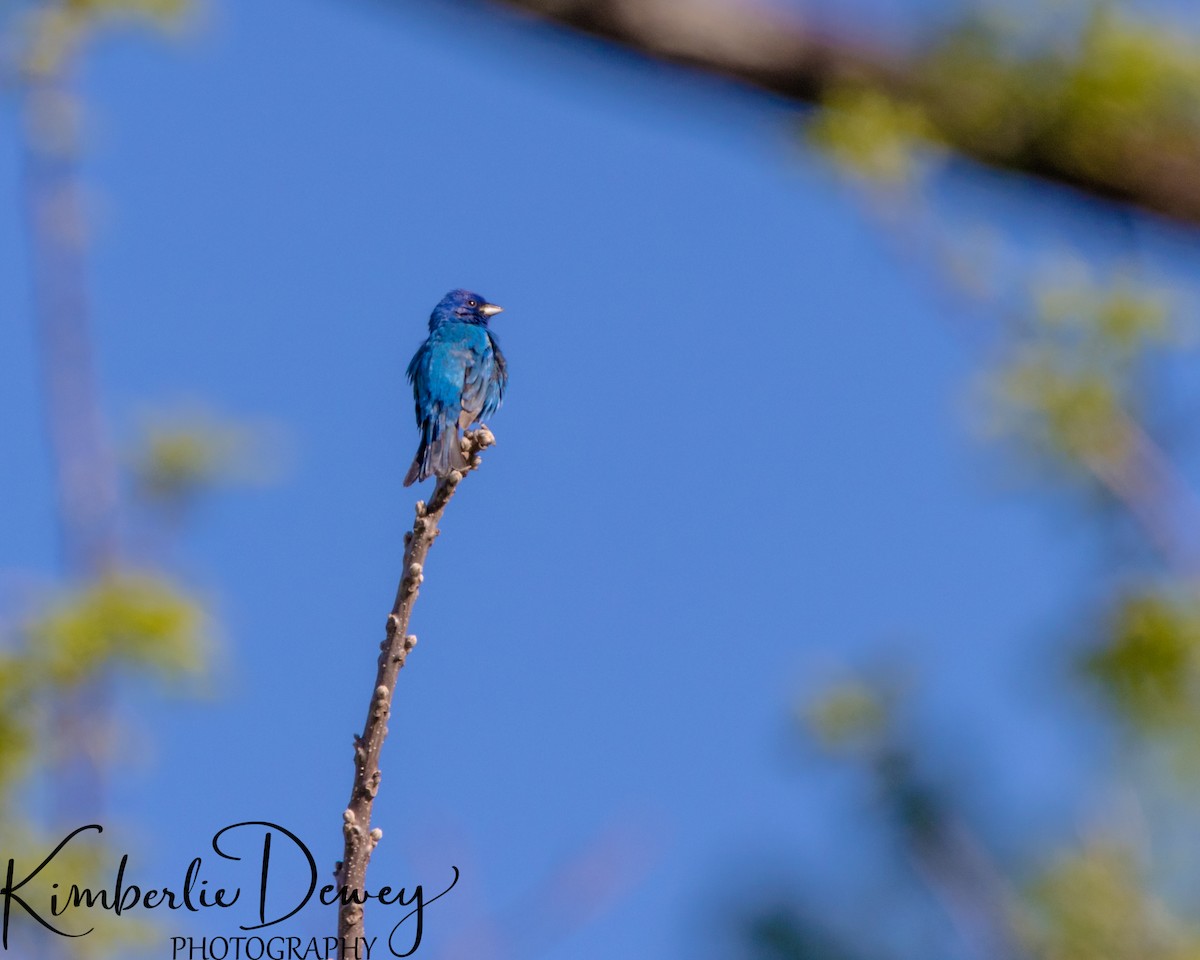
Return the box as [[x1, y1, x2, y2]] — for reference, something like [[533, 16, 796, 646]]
[[423, 0, 897, 100], [398, 0, 1200, 228]]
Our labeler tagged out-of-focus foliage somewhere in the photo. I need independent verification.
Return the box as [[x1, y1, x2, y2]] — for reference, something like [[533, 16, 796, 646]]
[[984, 269, 1174, 478], [804, 683, 946, 845], [0, 654, 35, 796], [808, 87, 939, 184], [785, 672, 1200, 960], [25, 572, 209, 684], [130, 410, 278, 516], [1085, 587, 1200, 734], [919, 10, 1200, 176], [808, 8, 1200, 218], [765, 247, 1199, 955], [4, 3, 238, 956], [803, 679, 888, 751], [1018, 843, 1200, 960], [0, 572, 209, 796], [18, 0, 187, 75], [0, 576, 202, 958]]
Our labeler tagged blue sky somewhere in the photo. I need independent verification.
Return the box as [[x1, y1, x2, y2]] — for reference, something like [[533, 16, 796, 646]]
[[3, 1, 1199, 958]]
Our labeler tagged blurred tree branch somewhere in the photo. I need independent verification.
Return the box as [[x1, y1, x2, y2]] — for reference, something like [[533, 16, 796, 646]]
[[807, 682, 1030, 960], [3, 6, 228, 954], [398, 0, 1200, 227], [980, 270, 1200, 570], [21, 23, 117, 580], [18, 2, 142, 820], [335, 428, 494, 948]]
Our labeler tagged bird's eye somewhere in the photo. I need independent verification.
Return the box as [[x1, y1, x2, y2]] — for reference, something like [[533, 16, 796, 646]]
[[467, 300, 477, 307]]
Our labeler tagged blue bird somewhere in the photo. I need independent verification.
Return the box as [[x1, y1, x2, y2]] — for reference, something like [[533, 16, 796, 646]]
[[403, 289, 508, 486]]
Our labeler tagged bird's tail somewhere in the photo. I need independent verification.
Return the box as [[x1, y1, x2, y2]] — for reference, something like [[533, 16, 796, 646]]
[[403, 420, 467, 487]]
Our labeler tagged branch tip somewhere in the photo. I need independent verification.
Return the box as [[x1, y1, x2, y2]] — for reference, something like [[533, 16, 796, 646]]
[[340, 425, 493, 945], [471, 426, 496, 449]]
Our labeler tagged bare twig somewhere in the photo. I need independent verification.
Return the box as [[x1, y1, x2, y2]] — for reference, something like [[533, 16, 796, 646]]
[[334, 427, 497, 950]]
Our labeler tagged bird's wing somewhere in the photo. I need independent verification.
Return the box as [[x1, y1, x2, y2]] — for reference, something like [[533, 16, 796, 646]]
[[410, 338, 473, 428], [481, 330, 507, 422], [457, 330, 508, 426], [406, 340, 433, 426], [459, 350, 491, 426]]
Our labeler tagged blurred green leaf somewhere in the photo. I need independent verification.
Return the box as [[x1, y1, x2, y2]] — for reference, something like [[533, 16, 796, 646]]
[[20, 0, 189, 76], [809, 86, 939, 184], [803, 681, 888, 750], [983, 270, 1174, 477], [1019, 843, 1200, 960], [130, 411, 276, 513], [919, 9, 1200, 194], [1085, 588, 1200, 733], [0, 654, 35, 797], [25, 572, 209, 687]]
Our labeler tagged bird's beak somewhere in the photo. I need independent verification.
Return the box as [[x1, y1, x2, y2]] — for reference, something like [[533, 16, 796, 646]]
[[480, 303, 504, 317]]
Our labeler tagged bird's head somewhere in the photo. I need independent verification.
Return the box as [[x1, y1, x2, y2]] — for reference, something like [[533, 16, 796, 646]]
[[430, 289, 504, 327]]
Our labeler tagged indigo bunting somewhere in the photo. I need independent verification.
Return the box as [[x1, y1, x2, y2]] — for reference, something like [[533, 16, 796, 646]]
[[403, 289, 508, 486]]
